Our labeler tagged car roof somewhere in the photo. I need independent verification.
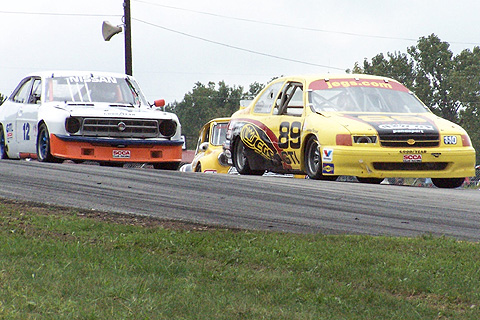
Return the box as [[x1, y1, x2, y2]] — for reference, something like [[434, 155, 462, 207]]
[[273, 73, 399, 83], [24, 70, 131, 79]]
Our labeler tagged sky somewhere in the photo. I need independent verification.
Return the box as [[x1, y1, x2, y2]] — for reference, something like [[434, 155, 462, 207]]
[[1, 0, 480, 104]]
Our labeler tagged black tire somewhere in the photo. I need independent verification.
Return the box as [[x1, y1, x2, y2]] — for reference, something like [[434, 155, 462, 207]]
[[232, 138, 264, 175], [153, 162, 180, 170], [36, 123, 58, 163], [431, 177, 465, 189], [195, 163, 202, 172], [357, 177, 384, 184], [304, 136, 337, 181], [0, 126, 9, 159]]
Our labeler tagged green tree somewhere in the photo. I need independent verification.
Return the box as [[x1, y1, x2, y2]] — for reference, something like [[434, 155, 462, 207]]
[[168, 81, 245, 149], [353, 52, 415, 89], [408, 34, 458, 121]]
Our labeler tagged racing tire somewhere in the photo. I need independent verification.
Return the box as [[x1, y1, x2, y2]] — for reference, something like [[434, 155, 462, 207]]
[[195, 163, 202, 172], [153, 162, 180, 170], [304, 136, 337, 181], [357, 177, 384, 184], [232, 138, 264, 175], [0, 126, 9, 159], [431, 177, 465, 189], [36, 123, 60, 163]]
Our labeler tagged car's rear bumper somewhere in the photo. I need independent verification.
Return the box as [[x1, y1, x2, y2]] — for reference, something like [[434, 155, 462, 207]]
[[320, 145, 476, 178], [50, 134, 183, 162]]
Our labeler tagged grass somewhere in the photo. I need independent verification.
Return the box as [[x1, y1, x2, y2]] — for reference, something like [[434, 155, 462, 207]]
[[0, 199, 479, 319]]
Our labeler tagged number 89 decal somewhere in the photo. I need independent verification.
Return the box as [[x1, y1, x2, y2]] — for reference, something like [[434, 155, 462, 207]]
[[278, 121, 302, 165], [278, 121, 301, 149]]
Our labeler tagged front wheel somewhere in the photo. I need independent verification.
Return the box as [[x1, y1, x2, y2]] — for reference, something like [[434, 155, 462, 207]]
[[357, 177, 384, 184], [153, 162, 180, 170], [304, 136, 337, 181], [37, 123, 59, 163], [431, 177, 465, 189]]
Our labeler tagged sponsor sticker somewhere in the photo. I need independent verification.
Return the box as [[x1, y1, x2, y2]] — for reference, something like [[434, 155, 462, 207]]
[[403, 154, 422, 163], [322, 163, 334, 174], [113, 150, 131, 158], [322, 148, 333, 162]]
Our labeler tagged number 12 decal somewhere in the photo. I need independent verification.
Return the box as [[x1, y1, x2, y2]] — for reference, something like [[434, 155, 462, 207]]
[[23, 123, 30, 140], [278, 121, 301, 149]]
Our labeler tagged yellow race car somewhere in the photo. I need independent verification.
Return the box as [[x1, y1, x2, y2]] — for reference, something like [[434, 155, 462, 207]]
[[191, 118, 231, 173], [224, 74, 475, 188]]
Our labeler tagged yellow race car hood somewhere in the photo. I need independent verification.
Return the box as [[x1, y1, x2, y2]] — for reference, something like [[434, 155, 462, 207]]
[[322, 112, 443, 137]]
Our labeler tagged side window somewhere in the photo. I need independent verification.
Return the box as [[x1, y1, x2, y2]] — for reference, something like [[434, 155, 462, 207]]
[[253, 82, 283, 114], [28, 79, 42, 104], [278, 82, 304, 116], [11, 78, 33, 104]]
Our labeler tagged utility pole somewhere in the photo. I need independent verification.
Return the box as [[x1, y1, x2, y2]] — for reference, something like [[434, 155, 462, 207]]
[[124, 0, 133, 75]]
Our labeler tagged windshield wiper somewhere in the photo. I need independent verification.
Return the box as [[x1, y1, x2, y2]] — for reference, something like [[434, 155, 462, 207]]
[[109, 103, 135, 108]]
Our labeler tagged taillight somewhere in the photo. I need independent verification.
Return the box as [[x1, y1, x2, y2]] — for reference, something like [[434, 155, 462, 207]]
[[336, 134, 352, 146]]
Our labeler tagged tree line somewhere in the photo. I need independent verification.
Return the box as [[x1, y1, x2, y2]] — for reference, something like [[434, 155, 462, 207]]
[[169, 34, 480, 162]]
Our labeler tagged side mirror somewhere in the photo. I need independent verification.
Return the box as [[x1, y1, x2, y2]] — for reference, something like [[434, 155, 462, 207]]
[[154, 99, 165, 107], [199, 142, 209, 152]]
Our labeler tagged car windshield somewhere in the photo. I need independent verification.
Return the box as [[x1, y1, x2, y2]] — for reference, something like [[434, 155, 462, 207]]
[[44, 76, 148, 106], [308, 79, 429, 114], [210, 122, 228, 146]]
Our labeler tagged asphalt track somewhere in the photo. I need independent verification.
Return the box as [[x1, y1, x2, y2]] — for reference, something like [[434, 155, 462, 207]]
[[0, 160, 479, 241]]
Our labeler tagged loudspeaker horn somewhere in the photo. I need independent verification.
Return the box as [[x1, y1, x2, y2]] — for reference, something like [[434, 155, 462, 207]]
[[102, 21, 123, 41]]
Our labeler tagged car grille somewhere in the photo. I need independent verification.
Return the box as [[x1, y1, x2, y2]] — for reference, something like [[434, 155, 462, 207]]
[[82, 118, 159, 138], [373, 162, 448, 171], [378, 132, 440, 147]]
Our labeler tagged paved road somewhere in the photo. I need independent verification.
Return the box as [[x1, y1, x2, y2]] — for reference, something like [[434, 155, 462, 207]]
[[0, 160, 479, 241]]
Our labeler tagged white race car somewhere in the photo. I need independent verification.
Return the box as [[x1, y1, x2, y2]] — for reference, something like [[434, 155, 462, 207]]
[[0, 71, 183, 169]]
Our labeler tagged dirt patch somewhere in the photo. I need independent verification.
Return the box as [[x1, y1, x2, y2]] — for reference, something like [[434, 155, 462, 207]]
[[0, 198, 225, 232]]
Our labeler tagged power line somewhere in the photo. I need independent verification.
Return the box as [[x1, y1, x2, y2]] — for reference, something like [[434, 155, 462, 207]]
[[133, 18, 346, 71], [0, 10, 120, 18], [133, 0, 480, 46]]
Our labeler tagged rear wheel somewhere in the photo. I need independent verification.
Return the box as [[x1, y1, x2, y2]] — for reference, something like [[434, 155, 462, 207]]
[[37, 123, 59, 163], [0, 126, 9, 159], [431, 177, 465, 189], [304, 136, 337, 181], [232, 138, 264, 175]]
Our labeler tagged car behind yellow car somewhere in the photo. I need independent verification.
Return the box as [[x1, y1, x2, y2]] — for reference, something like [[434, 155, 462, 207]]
[[224, 74, 475, 188], [190, 118, 230, 173]]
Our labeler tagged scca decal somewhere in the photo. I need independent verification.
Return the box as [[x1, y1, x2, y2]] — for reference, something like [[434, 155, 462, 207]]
[[113, 150, 131, 158], [240, 123, 276, 160]]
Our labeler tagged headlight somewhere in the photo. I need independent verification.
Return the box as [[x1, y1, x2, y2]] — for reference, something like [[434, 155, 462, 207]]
[[158, 120, 177, 138], [353, 135, 377, 144], [65, 117, 81, 134]]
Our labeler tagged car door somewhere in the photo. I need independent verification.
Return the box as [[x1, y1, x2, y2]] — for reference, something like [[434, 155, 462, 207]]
[[15, 77, 41, 155], [265, 81, 305, 170]]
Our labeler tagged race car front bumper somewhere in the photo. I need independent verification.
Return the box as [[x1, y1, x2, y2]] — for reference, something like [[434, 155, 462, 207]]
[[320, 145, 476, 178], [50, 134, 183, 163]]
